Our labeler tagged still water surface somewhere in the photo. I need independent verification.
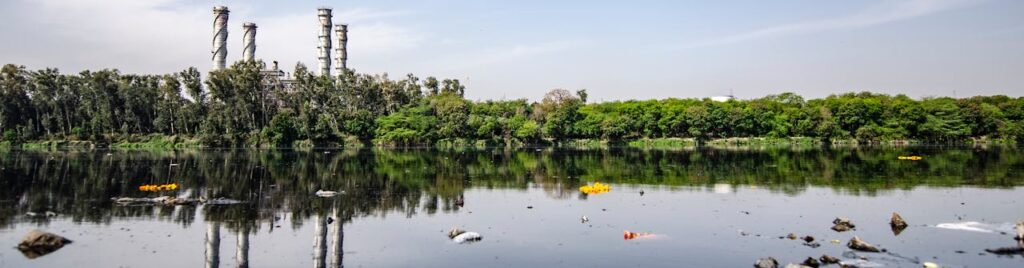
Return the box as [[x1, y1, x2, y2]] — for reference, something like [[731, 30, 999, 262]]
[[1, 147, 1022, 267]]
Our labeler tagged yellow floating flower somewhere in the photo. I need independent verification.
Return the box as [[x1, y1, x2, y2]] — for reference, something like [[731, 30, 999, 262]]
[[897, 156, 923, 161]]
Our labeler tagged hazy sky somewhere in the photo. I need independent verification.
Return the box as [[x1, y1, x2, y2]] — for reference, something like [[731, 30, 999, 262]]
[[1, 0, 1022, 101]]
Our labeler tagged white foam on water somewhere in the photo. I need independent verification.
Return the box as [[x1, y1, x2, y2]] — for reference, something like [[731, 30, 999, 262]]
[[935, 221, 995, 233]]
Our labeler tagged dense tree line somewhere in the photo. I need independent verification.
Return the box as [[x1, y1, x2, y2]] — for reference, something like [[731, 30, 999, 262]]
[[1, 62, 1022, 147]]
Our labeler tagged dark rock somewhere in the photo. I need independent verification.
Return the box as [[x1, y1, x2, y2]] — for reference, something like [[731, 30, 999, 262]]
[[832, 217, 856, 232], [890, 212, 908, 235], [802, 235, 815, 243], [526, 206, 533, 209], [819, 255, 840, 264], [17, 230, 72, 259], [847, 236, 880, 252], [801, 257, 820, 268], [754, 257, 778, 268]]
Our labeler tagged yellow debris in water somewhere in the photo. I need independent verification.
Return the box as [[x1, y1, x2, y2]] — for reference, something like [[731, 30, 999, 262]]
[[923, 262, 939, 268], [579, 182, 611, 194], [139, 183, 179, 192], [829, 239, 841, 244], [897, 156, 923, 161]]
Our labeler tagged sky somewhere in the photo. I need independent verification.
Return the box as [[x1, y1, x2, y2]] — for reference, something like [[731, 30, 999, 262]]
[[1, 0, 1022, 102]]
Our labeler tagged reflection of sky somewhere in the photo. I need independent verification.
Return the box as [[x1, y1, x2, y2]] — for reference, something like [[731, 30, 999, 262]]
[[2, 185, 1021, 267]]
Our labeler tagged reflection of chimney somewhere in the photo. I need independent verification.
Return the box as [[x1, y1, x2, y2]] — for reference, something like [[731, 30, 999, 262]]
[[317, 8, 333, 76], [334, 24, 348, 73], [212, 6, 230, 70], [236, 231, 250, 268], [330, 210, 344, 267], [242, 22, 257, 62], [313, 215, 328, 268], [205, 222, 221, 268]]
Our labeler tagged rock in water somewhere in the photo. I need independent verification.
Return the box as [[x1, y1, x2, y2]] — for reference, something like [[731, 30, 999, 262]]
[[890, 212, 908, 235], [847, 236, 881, 252], [801, 257, 821, 268], [754, 257, 778, 268], [832, 217, 856, 232], [819, 255, 840, 264], [890, 212, 908, 228], [17, 230, 72, 259]]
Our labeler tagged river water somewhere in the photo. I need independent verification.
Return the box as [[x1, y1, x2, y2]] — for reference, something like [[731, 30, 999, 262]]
[[0, 147, 1022, 267]]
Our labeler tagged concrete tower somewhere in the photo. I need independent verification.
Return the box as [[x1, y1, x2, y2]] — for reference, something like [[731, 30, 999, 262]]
[[211, 6, 230, 70], [317, 8, 333, 76], [334, 24, 348, 73], [242, 22, 257, 62]]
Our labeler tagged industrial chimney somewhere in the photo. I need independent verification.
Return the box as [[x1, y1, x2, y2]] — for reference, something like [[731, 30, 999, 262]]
[[242, 22, 257, 62], [317, 8, 333, 76], [334, 24, 348, 73], [211, 6, 230, 70]]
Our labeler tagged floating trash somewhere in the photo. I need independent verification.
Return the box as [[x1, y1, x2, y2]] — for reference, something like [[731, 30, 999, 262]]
[[138, 183, 178, 192], [448, 228, 482, 244], [579, 182, 611, 194], [623, 230, 656, 240], [897, 156, 923, 160], [315, 190, 340, 197]]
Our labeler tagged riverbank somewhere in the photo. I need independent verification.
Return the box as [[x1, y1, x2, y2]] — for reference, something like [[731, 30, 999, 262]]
[[1, 135, 1016, 150]]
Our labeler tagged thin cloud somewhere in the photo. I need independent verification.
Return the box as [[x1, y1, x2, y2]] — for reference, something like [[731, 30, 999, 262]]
[[682, 0, 979, 49], [439, 41, 578, 71]]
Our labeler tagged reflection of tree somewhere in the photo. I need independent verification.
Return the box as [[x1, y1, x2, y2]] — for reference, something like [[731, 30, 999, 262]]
[[2, 147, 1024, 230]]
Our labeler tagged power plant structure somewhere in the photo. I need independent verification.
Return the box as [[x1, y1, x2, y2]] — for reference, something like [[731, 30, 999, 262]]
[[334, 24, 348, 73], [242, 22, 257, 62], [211, 6, 230, 70], [207, 6, 350, 77], [317, 8, 333, 76]]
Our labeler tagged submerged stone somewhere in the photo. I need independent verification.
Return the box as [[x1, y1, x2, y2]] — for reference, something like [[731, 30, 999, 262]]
[[754, 257, 778, 268], [801, 256, 821, 268], [818, 254, 839, 264], [17, 230, 72, 259], [832, 217, 856, 232]]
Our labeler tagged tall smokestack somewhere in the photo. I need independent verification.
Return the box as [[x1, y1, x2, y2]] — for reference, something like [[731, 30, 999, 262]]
[[317, 8, 333, 76], [242, 22, 256, 62], [334, 24, 348, 73], [211, 6, 230, 70]]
